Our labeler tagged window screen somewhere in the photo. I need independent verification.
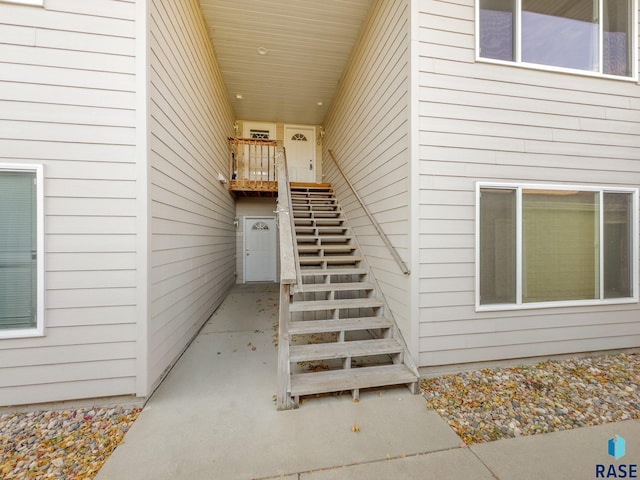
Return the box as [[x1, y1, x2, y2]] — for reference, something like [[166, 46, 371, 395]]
[[0, 171, 37, 330]]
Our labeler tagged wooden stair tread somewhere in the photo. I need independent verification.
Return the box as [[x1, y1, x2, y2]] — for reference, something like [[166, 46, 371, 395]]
[[289, 317, 393, 334], [300, 268, 367, 276], [290, 364, 418, 397], [295, 218, 343, 223], [298, 245, 357, 252], [289, 339, 402, 362], [296, 235, 352, 242], [298, 256, 362, 264], [298, 282, 374, 292], [293, 213, 342, 219], [296, 226, 347, 230], [290, 297, 382, 312]]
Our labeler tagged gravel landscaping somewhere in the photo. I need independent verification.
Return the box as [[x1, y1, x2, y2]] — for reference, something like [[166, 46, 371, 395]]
[[421, 352, 640, 445], [0, 407, 141, 479]]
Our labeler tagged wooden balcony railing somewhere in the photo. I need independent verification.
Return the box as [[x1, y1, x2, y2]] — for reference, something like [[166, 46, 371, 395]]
[[228, 137, 278, 193]]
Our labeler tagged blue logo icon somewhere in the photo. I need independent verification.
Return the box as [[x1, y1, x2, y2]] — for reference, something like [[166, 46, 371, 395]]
[[608, 435, 626, 460]]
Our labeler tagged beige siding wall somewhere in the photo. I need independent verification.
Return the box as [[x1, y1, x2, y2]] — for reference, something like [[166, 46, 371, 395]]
[[416, 0, 640, 366], [0, 0, 137, 405], [322, 0, 414, 351], [148, 0, 236, 389]]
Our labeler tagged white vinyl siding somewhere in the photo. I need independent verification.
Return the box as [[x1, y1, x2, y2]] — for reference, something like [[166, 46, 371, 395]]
[[416, 0, 640, 366], [322, 0, 413, 352], [0, 0, 137, 405], [148, 0, 236, 391]]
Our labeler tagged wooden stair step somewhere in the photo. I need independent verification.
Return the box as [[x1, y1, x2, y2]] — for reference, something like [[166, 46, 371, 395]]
[[290, 297, 382, 312], [300, 268, 367, 276], [289, 339, 402, 362], [295, 227, 348, 234], [298, 256, 362, 265], [292, 200, 337, 205], [291, 191, 334, 197], [296, 236, 352, 244], [293, 215, 342, 221], [298, 282, 374, 293], [298, 235, 351, 241], [292, 204, 337, 208], [289, 316, 393, 335], [290, 182, 332, 189], [298, 245, 357, 252], [294, 218, 344, 224], [290, 364, 418, 397]]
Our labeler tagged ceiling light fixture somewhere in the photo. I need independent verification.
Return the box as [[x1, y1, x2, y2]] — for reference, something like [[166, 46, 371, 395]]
[[236, 94, 243, 99], [257, 47, 268, 55], [317, 101, 323, 106]]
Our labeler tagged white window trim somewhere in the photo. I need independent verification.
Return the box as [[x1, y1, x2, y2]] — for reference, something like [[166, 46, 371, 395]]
[[1, 0, 44, 6], [474, 0, 639, 82], [0, 163, 45, 339], [475, 182, 640, 312]]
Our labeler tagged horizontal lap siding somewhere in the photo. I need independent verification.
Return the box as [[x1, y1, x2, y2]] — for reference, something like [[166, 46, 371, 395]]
[[0, 0, 136, 405], [417, 0, 640, 366], [148, 0, 235, 388], [0, 0, 137, 406], [322, 0, 413, 345]]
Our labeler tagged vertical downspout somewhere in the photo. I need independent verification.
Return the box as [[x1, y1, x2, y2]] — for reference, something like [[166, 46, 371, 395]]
[[135, 0, 150, 398], [408, 0, 422, 363]]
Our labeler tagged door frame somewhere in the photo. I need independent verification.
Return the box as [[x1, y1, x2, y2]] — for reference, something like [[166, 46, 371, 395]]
[[284, 124, 317, 183], [243, 216, 278, 283]]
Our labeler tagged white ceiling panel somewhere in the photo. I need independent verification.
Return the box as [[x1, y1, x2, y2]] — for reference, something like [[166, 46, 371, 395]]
[[198, 0, 374, 125]]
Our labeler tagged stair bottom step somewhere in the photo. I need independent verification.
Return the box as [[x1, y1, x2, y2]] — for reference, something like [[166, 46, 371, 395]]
[[290, 364, 417, 397]]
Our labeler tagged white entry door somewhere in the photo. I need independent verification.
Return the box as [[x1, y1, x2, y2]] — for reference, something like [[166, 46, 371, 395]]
[[284, 126, 316, 183], [244, 217, 277, 282]]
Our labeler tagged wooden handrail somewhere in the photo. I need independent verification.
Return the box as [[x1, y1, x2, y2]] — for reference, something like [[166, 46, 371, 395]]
[[327, 149, 410, 276], [276, 143, 299, 410], [276, 144, 301, 286]]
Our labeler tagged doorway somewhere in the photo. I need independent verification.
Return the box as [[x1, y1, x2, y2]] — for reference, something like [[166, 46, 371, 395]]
[[284, 125, 316, 183], [243, 216, 277, 282]]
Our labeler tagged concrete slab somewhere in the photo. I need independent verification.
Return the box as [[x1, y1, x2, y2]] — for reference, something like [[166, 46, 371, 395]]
[[97, 284, 460, 480], [300, 449, 496, 479], [471, 420, 640, 480]]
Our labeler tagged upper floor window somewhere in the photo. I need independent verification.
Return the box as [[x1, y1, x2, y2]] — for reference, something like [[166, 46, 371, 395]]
[[478, 0, 636, 78]]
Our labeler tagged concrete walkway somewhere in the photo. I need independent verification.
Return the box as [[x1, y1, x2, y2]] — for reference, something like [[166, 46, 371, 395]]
[[97, 284, 640, 479]]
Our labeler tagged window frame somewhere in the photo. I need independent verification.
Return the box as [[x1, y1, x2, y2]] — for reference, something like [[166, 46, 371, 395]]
[[0, 0, 44, 5], [0, 164, 45, 339], [475, 182, 639, 312], [475, 0, 639, 81]]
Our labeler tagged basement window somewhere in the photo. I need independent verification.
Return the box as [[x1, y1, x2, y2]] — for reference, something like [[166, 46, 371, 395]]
[[477, 183, 639, 310], [0, 165, 44, 338]]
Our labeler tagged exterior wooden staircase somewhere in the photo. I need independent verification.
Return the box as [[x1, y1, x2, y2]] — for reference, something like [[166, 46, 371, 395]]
[[277, 182, 419, 409]]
